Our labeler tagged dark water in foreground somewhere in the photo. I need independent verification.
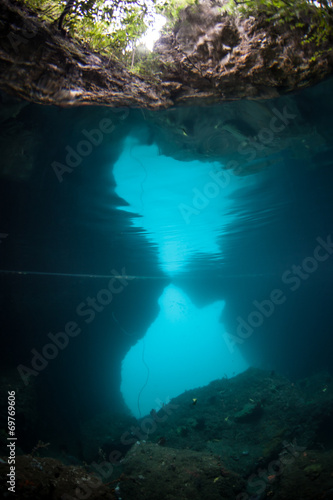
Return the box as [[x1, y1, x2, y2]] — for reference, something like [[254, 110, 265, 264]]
[[0, 77, 333, 456]]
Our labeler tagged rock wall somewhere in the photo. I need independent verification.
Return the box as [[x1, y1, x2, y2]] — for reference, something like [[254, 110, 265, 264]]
[[1, 0, 333, 108]]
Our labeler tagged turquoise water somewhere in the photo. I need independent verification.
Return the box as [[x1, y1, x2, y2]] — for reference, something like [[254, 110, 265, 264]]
[[0, 77, 333, 446]]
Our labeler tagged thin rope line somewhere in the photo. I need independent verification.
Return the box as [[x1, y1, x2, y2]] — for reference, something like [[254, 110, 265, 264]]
[[0, 270, 168, 279], [112, 311, 135, 337], [0, 270, 277, 278]]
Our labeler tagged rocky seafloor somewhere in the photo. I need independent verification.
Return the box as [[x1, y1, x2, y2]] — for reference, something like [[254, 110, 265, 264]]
[[1, 368, 333, 499]]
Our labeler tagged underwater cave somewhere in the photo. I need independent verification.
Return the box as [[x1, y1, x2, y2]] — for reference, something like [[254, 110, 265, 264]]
[[1, 1, 333, 498]]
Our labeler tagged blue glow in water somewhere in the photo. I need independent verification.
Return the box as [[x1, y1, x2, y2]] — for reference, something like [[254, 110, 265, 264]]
[[114, 136, 253, 416], [121, 284, 249, 418], [113, 136, 251, 276]]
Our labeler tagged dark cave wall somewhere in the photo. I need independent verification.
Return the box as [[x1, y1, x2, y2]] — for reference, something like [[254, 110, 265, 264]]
[[176, 157, 333, 381], [0, 272, 166, 452], [0, 104, 167, 451]]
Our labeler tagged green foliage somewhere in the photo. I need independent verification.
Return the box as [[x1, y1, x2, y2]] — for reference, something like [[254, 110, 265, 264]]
[[21, 0, 201, 73], [23, 0, 63, 21], [22, 0, 333, 72], [218, 0, 240, 15], [232, 0, 332, 25], [230, 0, 333, 55], [130, 48, 163, 77], [155, 0, 198, 21], [232, 0, 328, 18], [23, 0, 151, 55]]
